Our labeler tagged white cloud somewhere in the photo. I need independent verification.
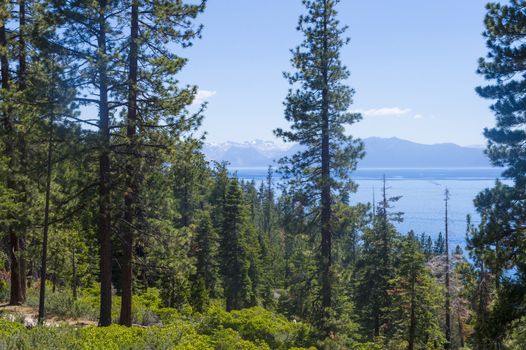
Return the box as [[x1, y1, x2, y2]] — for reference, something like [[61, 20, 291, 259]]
[[193, 89, 217, 105], [413, 114, 423, 119], [354, 107, 411, 117]]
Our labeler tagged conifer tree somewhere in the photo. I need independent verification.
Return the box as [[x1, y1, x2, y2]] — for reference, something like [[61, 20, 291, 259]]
[[51, 0, 127, 325], [117, 0, 205, 326], [275, 0, 363, 333], [354, 177, 401, 339], [474, 0, 526, 344], [434, 232, 446, 256], [191, 210, 219, 310], [220, 178, 258, 311], [387, 233, 445, 350], [477, 0, 526, 187], [1, 0, 74, 308]]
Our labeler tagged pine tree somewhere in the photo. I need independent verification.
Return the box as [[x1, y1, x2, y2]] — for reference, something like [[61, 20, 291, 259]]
[[468, 181, 521, 347], [477, 0, 526, 187], [51, 0, 127, 325], [354, 177, 402, 340], [450, 245, 470, 349], [191, 210, 219, 311], [434, 232, 445, 255], [220, 178, 258, 311], [274, 0, 363, 334], [0, 0, 74, 309], [387, 233, 445, 350], [475, 2, 526, 343], [117, 0, 205, 326]]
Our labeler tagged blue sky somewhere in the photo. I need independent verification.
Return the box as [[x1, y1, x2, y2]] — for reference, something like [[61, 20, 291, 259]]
[[178, 0, 494, 147]]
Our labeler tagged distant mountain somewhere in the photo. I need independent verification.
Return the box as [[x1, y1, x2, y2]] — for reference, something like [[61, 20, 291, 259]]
[[202, 140, 295, 167], [360, 137, 490, 168], [202, 137, 491, 168]]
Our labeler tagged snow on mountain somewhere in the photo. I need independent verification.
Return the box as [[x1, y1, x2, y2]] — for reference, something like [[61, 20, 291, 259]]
[[202, 137, 491, 168]]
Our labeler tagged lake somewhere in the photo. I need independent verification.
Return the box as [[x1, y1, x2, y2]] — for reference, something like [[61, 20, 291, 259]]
[[232, 167, 509, 249]]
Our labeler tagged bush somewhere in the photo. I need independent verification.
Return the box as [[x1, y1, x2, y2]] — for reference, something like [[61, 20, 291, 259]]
[[211, 328, 270, 350], [201, 304, 312, 349], [3, 326, 80, 350], [0, 287, 388, 349], [25, 284, 99, 321], [0, 318, 24, 337]]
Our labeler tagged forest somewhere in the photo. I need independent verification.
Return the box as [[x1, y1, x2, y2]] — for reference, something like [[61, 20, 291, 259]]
[[0, 0, 525, 349]]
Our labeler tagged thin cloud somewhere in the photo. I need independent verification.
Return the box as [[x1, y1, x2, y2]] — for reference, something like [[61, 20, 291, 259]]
[[413, 114, 423, 119], [353, 107, 411, 117], [193, 89, 217, 105]]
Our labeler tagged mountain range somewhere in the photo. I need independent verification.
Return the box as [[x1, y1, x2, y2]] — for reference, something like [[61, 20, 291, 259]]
[[202, 137, 490, 168]]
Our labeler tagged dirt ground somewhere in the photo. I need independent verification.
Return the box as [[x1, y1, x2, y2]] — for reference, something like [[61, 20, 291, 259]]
[[0, 304, 97, 327]]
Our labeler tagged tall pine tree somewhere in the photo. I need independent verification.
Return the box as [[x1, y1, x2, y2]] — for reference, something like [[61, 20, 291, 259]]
[[274, 0, 363, 334], [220, 178, 259, 311]]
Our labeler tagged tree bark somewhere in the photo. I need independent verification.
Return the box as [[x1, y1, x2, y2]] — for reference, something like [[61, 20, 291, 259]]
[[119, 0, 139, 327], [38, 118, 53, 325], [444, 189, 451, 349], [97, 0, 113, 327], [72, 248, 78, 300], [18, 0, 28, 303], [320, 0, 332, 334], [1, 15, 24, 306], [457, 309, 465, 348]]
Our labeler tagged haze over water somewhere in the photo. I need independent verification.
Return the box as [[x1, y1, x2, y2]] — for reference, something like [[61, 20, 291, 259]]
[[234, 167, 508, 249]]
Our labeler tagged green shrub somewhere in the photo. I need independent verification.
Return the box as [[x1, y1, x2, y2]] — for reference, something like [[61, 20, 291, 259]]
[[78, 325, 147, 349], [202, 304, 312, 349], [0, 318, 24, 337], [0, 289, 323, 349], [7, 326, 80, 350], [211, 328, 270, 350], [25, 285, 99, 321]]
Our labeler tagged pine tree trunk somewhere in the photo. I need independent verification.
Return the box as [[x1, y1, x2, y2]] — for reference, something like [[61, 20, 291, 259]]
[[373, 313, 380, 337], [1, 11, 24, 307], [119, 0, 139, 327], [319, 1, 332, 334], [444, 189, 451, 349], [19, 239, 26, 302], [8, 233, 23, 305], [97, 0, 113, 327], [38, 118, 53, 325], [17, 0, 28, 303], [457, 309, 465, 348], [181, 165, 190, 227], [72, 247, 78, 300]]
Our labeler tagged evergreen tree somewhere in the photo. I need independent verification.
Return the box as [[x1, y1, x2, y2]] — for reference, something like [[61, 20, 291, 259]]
[[52, 0, 127, 325], [387, 233, 445, 350], [0, 0, 75, 310], [450, 245, 471, 349], [191, 210, 219, 311], [477, 0, 526, 187], [418, 233, 434, 259], [274, 0, 363, 334], [117, 0, 205, 326], [434, 232, 445, 255], [354, 177, 402, 340], [467, 181, 523, 348], [474, 1, 526, 343], [220, 178, 259, 311]]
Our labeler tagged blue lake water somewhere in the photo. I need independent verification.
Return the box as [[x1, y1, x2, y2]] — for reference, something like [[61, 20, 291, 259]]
[[232, 167, 509, 249]]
